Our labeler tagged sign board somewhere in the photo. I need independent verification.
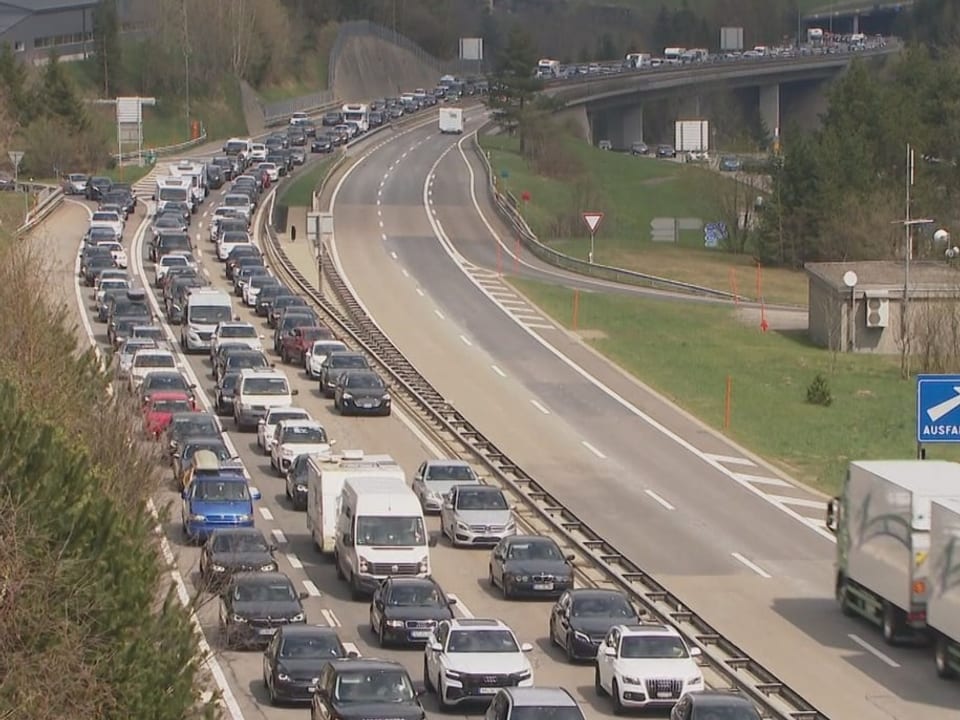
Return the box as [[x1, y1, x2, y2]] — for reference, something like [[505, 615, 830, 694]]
[[319, 212, 334, 236], [8, 151, 23, 168], [720, 26, 744, 51], [119, 124, 140, 143], [917, 374, 960, 443], [582, 212, 604, 234], [459, 37, 483, 61], [116, 97, 143, 124], [306, 212, 320, 243]]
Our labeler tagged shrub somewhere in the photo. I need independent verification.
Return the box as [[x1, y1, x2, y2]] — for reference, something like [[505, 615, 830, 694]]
[[806, 372, 833, 407]]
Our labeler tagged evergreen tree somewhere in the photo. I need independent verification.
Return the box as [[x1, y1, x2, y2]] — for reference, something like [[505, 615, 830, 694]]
[[486, 24, 542, 152], [0, 42, 33, 124], [41, 54, 88, 131], [93, 0, 121, 96]]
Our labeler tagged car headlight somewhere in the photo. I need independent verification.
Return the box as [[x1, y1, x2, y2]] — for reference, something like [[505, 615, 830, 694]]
[[295, 484, 307, 492], [277, 672, 291, 682], [687, 676, 703, 685], [620, 675, 643, 686], [418, 556, 429, 573], [290, 612, 305, 623], [188, 513, 206, 522], [509, 574, 529, 583], [444, 670, 461, 680], [516, 669, 532, 680], [382, 393, 391, 401], [231, 614, 248, 623], [260, 563, 277, 572], [456, 521, 469, 531], [573, 630, 591, 642], [386, 619, 404, 628], [236, 514, 252, 522], [341, 392, 353, 400], [211, 564, 226, 573]]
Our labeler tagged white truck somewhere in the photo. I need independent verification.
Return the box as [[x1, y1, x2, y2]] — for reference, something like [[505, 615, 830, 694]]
[[675, 119, 710, 154], [334, 475, 436, 598], [536, 58, 561, 79], [180, 287, 233, 353], [826, 460, 960, 644], [624, 53, 651, 70], [154, 176, 192, 215], [438, 107, 463, 135], [306, 450, 404, 554], [169, 160, 207, 209], [928, 497, 960, 678]]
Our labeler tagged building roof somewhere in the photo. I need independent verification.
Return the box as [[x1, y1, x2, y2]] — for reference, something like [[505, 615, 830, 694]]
[[805, 261, 960, 292], [0, 7, 27, 35], [0, 1, 96, 12]]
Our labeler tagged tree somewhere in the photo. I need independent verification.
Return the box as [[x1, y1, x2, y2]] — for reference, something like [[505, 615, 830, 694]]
[[0, 42, 33, 125], [486, 24, 542, 154], [40, 54, 88, 131], [93, 0, 121, 96]]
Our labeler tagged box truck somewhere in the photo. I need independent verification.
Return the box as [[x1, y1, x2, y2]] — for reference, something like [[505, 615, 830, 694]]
[[438, 107, 463, 135], [929, 497, 960, 678], [675, 119, 710, 153], [306, 450, 403, 554], [826, 460, 960, 644]]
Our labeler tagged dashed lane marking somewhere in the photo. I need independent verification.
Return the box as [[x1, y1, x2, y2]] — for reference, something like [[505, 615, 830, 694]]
[[434, 309, 445, 320], [415, 287, 424, 296], [732, 552, 772, 578], [491, 365, 506, 377], [258, 507, 273, 521], [645, 489, 676, 511], [849, 634, 900, 669], [303, 580, 322, 597], [286, 553, 303, 569], [460, 335, 472, 347], [582, 441, 606, 459], [530, 399, 550, 415], [321, 609, 341, 627], [390, 251, 397, 259], [271, 529, 287, 545]]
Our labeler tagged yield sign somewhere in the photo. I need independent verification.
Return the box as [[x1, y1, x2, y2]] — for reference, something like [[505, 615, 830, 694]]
[[582, 212, 604, 234]]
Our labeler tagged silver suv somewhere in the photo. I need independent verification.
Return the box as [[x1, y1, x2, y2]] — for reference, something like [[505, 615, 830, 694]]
[[440, 484, 515, 547], [484, 687, 585, 720]]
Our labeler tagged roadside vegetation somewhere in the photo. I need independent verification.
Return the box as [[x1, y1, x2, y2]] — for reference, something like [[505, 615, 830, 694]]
[[278, 155, 339, 208]]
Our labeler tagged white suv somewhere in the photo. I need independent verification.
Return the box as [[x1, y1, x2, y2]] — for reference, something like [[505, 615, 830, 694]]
[[256, 406, 312, 454], [424, 618, 533, 710], [209, 321, 262, 361], [594, 624, 704, 712], [269, 419, 332, 474]]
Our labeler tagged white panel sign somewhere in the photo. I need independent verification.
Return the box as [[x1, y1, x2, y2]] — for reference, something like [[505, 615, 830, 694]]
[[116, 97, 142, 123], [459, 37, 483, 61]]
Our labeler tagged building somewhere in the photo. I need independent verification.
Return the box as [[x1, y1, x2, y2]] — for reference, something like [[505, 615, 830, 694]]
[[0, 0, 146, 65], [806, 261, 960, 355]]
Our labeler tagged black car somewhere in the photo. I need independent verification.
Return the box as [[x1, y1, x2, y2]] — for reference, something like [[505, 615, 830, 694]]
[[211, 156, 236, 181], [256, 286, 292, 317], [369, 111, 385, 128], [549, 588, 640, 661], [670, 691, 762, 720], [333, 369, 391, 416], [319, 351, 370, 397], [83, 254, 118, 286], [165, 411, 222, 460], [369, 577, 456, 646], [85, 175, 113, 201], [152, 231, 192, 262], [311, 136, 333, 153], [214, 370, 242, 416], [321, 111, 342, 126], [152, 211, 189, 236], [84, 225, 120, 246], [268, 295, 309, 328], [206, 164, 224, 189], [310, 659, 425, 720], [225, 245, 261, 279], [200, 528, 278, 585], [137, 370, 195, 404], [218, 572, 308, 649], [284, 454, 311, 510], [262, 625, 352, 705], [489, 535, 575, 599], [656, 144, 677, 158], [216, 347, 269, 382], [173, 438, 232, 488]]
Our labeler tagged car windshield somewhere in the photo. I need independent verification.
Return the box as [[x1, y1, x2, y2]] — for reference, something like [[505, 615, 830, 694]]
[[132, 327, 163, 339], [447, 629, 519, 653], [267, 411, 308, 425], [134, 354, 175, 368], [162, 255, 189, 266], [121, 341, 155, 356], [155, 215, 181, 227], [213, 533, 269, 553], [221, 325, 256, 338], [331, 355, 367, 369], [227, 354, 267, 370], [244, 378, 288, 395], [572, 595, 635, 618], [346, 373, 384, 390], [152, 400, 193, 413], [457, 488, 507, 510], [510, 709, 585, 720], [387, 583, 444, 607], [334, 669, 414, 704], [282, 425, 327, 443], [619, 635, 689, 659], [356, 516, 425, 546], [234, 581, 294, 602], [312, 342, 345, 354], [146, 374, 188, 390], [174, 417, 218, 435], [279, 633, 342, 659], [189, 306, 232, 323], [224, 196, 247, 207], [193, 480, 250, 501], [427, 465, 475, 483], [507, 540, 562, 561]]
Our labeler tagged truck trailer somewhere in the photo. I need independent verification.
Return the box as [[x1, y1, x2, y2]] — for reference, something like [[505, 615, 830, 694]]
[[929, 497, 960, 678], [826, 460, 960, 644], [438, 107, 463, 135]]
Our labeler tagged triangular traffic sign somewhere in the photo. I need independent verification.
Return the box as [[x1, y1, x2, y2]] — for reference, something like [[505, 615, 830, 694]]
[[582, 212, 604, 234]]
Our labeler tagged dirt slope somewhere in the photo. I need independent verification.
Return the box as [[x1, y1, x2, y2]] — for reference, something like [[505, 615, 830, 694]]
[[333, 35, 445, 102]]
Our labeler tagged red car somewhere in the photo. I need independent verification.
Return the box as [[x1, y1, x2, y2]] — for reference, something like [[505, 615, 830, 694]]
[[279, 325, 334, 365], [143, 391, 196, 438]]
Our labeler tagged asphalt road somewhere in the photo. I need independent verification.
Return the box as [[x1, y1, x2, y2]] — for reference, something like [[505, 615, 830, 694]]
[[321, 116, 960, 719]]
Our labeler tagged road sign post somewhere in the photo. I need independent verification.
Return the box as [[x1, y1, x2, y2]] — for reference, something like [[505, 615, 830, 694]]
[[916, 374, 960, 457], [582, 212, 604, 264]]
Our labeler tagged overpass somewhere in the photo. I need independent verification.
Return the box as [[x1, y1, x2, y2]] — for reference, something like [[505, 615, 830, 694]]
[[802, 0, 913, 36], [542, 43, 899, 149]]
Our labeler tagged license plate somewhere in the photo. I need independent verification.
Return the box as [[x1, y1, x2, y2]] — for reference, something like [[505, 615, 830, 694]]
[[478, 687, 499, 695], [532, 583, 554, 591], [257, 627, 277, 635], [657, 692, 673, 699], [410, 630, 429, 639], [359, 401, 374, 408]]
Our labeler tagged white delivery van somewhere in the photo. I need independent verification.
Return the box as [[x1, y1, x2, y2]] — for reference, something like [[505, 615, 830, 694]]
[[234, 369, 298, 431], [334, 475, 436, 598], [438, 108, 463, 135], [154, 176, 192, 215], [341, 103, 370, 134], [180, 288, 232, 353], [306, 451, 404, 554], [169, 160, 207, 208]]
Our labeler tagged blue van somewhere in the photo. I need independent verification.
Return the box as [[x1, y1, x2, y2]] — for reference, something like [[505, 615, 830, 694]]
[[181, 469, 261, 543]]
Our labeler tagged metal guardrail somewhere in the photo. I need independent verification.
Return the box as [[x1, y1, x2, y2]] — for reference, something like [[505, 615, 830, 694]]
[[16, 183, 65, 236], [256, 117, 828, 720], [112, 131, 209, 164], [262, 96, 340, 128]]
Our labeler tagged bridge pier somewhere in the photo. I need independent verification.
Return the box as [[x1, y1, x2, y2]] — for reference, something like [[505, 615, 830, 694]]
[[759, 83, 780, 150], [678, 95, 701, 118], [621, 105, 644, 149], [558, 105, 591, 143]]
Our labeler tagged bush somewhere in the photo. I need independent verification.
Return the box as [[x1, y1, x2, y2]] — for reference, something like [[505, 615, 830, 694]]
[[806, 372, 833, 407]]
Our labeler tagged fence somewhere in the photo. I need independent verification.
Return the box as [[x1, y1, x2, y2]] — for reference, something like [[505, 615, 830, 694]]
[[16, 182, 65, 236], [112, 131, 209, 164]]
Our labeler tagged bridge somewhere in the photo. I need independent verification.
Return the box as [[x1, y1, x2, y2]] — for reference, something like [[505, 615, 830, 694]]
[[541, 43, 899, 149], [802, 1, 913, 35]]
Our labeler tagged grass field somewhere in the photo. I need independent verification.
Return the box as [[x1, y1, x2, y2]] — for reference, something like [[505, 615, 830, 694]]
[[480, 134, 808, 306], [0, 191, 30, 229], [277, 156, 337, 208], [510, 278, 958, 495]]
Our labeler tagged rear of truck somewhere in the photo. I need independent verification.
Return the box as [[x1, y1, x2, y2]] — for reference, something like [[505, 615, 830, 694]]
[[928, 498, 960, 678]]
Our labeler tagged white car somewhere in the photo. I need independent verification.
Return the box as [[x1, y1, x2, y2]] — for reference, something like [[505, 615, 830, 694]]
[[594, 624, 704, 712], [98, 240, 128, 269], [424, 618, 533, 710], [269, 419, 332, 475], [412, 459, 479, 513], [94, 268, 128, 293], [257, 162, 279, 183], [154, 252, 195, 286], [305, 340, 347, 378], [219, 194, 253, 223], [256, 406, 312, 454], [209, 321, 262, 361], [128, 349, 178, 393], [289, 111, 309, 126], [115, 338, 157, 379], [249, 143, 267, 161], [217, 229, 251, 261], [243, 274, 276, 307], [209, 207, 243, 241], [95, 277, 130, 305], [90, 210, 124, 236]]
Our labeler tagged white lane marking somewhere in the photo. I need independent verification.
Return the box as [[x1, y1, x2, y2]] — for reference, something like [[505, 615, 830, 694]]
[[390, 251, 397, 259], [434, 309, 445, 320], [401, 268, 410, 277], [66, 198, 246, 720], [402, 151, 409, 158], [271, 528, 287, 544], [526, 323, 556, 330], [321, 609, 341, 627], [731, 552, 772, 578], [259, 507, 274, 521], [705, 453, 755, 466], [382, 172, 389, 181], [446, 594, 475, 619], [377, 188, 383, 198], [415, 287, 424, 296], [496, 298, 527, 306], [491, 365, 506, 377], [381, 233, 388, 242], [512, 313, 545, 321], [848, 634, 901, 668], [447, 134, 841, 544], [735, 473, 791, 488], [286, 553, 303, 569], [767, 495, 825, 509], [460, 335, 472, 347], [530, 399, 550, 415], [645, 489, 676, 511], [582, 441, 606, 459], [303, 580, 322, 597]]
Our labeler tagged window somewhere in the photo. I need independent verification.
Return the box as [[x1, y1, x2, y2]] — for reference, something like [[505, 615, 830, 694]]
[[13, 41, 23, 52]]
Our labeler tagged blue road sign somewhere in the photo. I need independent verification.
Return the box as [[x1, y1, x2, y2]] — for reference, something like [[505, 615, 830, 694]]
[[917, 374, 960, 443]]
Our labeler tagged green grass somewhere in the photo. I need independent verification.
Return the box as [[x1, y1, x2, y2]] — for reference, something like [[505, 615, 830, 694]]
[[0, 191, 30, 227], [256, 23, 337, 102], [481, 133, 808, 306], [510, 278, 960, 495], [277, 156, 337, 208]]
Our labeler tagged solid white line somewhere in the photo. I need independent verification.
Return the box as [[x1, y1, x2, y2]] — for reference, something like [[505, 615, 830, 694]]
[[731, 552, 772, 578], [645, 489, 676, 510], [491, 365, 506, 377], [705, 453, 756, 466], [849, 634, 901, 668], [582, 441, 606, 459], [390, 251, 397, 259], [303, 580, 322, 597], [496, 298, 526, 305], [401, 268, 410, 277], [259, 507, 274, 521], [381, 233, 388, 242], [321, 609, 341, 627], [460, 335, 472, 347], [530, 399, 550, 415], [526, 324, 556, 330], [735, 473, 791, 488], [434, 309, 445, 320], [446, 593, 475, 619], [767, 495, 825, 509], [286, 553, 303, 569], [271, 529, 287, 545], [415, 287, 424, 296]]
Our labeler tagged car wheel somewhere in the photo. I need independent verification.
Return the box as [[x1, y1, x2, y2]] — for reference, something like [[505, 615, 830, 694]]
[[284, 481, 291, 500], [595, 666, 606, 696], [423, 659, 434, 692], [377, 619, 387, 647], [266, 674, 278, 706], [565, 632, 576, 663], [488, 564, 496, 588], [936, 635, 957, 678], [882, 601, 903, 645], [611, 679, 624, 715], [437, 674, 452, 711]]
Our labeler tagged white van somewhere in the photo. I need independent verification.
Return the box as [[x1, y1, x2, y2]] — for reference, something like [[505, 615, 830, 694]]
[[154, 176, 192, 215], [234, 369, 298, 431], [307, 451, 404, 554], [181, 288, 232, 352], [334, 475, 436, 598]]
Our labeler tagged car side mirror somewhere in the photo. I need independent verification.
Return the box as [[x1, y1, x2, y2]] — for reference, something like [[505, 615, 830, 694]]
[[269, 543, 278, 552], [429, 642, 443, 652], [347, 650, 360, 659], [447, 595, 457, 605], [603, 646, 616, 656], [298, 591, 309, 600], [565, 553, 575, 562], [181, 490, 189, 499], [690, 647, 702, 657], [825, 498, 839, 532], [413, 681, 427, 697], [520, 642, 533, 652], [250, 488, 262, 500], [189, 384, 197, 390], [291, 389, 299, 396], [329, 439, 337, 446]]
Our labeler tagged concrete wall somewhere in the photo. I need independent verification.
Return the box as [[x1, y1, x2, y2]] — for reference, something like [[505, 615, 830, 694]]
[[808, 277, 906, 354], [332, 35, 445, 103]]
